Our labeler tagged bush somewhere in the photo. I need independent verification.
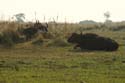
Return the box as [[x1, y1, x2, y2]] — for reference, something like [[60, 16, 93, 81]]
[[0, 30, 22, 47], [0, 33, 14, 47]]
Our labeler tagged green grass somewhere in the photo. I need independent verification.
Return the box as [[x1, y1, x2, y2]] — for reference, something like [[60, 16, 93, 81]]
[[0, 44, 125, 83]]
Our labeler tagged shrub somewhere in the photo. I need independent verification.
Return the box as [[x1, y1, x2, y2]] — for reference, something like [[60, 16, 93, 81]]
[[0, 30, 21, 47], [0, 33, 14, 47]]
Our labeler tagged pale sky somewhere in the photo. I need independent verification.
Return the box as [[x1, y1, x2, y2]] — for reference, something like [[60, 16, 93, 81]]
[[0, 0, 125, 23]]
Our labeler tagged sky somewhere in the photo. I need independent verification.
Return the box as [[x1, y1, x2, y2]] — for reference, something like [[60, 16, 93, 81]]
[[0, 0, 125, 23]]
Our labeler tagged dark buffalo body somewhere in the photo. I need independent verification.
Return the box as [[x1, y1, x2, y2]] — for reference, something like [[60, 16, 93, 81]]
[[33, 21, 48, 32], [68, 33, 119, 51], [22, 27, 38, 40], [22, 21, 48, 40]]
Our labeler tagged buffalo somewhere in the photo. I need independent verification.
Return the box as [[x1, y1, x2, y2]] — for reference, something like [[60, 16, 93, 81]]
[[21, 21, 48, 40], [67, 33, 119, 51]]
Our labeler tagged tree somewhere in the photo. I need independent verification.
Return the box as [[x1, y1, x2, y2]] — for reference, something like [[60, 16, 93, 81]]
[[13, 13, 25, 22], [104, 11, 110, 21]]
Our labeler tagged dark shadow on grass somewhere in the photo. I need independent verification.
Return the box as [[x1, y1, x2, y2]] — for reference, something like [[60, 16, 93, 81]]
[[68, 48, 117, 53]]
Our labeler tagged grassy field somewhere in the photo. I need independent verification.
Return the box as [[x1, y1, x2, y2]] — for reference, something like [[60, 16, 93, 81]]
[[0, 22, 125, 83]]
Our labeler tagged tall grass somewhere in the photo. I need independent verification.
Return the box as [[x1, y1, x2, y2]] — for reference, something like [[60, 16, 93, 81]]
[[0, 20, 124, 47]]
